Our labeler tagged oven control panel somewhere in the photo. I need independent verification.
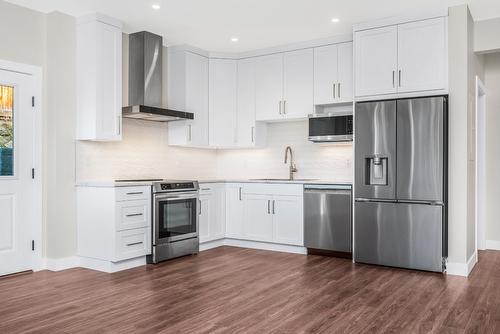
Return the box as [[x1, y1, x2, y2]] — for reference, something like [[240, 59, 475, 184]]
[[153, 181, 199, 193]]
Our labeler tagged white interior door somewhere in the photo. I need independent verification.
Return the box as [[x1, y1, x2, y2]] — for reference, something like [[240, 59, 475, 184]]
[[0, 69, 36, 276]]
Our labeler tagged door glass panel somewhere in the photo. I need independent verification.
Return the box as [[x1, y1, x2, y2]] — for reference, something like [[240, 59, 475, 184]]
[[159, 198, 196, 239], [0, 85, 14, 176]]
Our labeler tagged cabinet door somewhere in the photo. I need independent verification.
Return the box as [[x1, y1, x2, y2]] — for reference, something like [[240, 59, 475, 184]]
[[272, 196, 303, 246], [313, 44, 338, 105], [337, 42, 353, 103], [96, 21, 122, 140], [255, 54, 283, 121], [243, 194, 273, 242], [355, 26, 398, 97], [283, 48, 313, 119], [186, 52, 209, 147], [397, 18, 447, 93], [237, 58, 257, 146], [199, 194, 211, 243], [210, 185, 226, 240], [225, 184, 245, 238], [209, 59, 238, 147]]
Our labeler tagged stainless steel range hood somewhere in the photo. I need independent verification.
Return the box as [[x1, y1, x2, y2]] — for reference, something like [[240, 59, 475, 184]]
[[122, 31, 193, 122]]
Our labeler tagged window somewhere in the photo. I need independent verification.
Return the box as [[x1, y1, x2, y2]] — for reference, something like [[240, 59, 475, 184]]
[[0, 85, 14, 176]]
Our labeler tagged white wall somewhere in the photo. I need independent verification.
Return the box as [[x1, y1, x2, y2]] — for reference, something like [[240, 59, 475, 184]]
[[216, 121, 352, 181], [44, 12, 77, 258], [484, 52, 500, 245]]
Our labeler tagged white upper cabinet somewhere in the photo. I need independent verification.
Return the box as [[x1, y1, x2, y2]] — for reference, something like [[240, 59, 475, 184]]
[[354, 17, 447, 98], [282, 48, 314, 119], [255, 50, 313, 121], [209, 58, 238, 148], [397, 18, 447, 93], [355, 25, 398, 97], [168, 51, 209, 147], [236, 58, 267, 147], [255, 54, 284, 121], [76, 14, 122, 141], [337, 42, 354, 103], [314, 42, 353, 105]]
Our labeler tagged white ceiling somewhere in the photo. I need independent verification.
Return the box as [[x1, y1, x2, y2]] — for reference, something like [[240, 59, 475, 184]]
[[5, 0, 500, 52]]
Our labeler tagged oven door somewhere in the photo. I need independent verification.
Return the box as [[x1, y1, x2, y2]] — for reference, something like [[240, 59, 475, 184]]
[[154, 192, 199, 244]]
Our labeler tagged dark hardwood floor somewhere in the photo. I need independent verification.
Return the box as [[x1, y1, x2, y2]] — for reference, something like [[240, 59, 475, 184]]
[[1, 247, 500, 333]]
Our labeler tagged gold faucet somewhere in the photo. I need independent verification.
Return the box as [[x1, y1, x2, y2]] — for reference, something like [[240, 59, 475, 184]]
[[284, 146, 298, 180]]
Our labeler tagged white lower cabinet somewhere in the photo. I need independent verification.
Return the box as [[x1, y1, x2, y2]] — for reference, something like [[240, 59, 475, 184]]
[[225, 183, 245, 238], [243, 194, 274, 242], [242, 184, 304, 246], [272, 195, 304, 246], [199, 184, 226, 243], [77, 185, 152, 267]]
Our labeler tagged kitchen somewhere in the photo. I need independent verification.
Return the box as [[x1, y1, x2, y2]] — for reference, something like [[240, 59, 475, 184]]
[[1, 0, 500, 333]]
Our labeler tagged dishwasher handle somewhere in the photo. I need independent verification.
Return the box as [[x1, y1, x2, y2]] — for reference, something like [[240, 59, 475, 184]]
[[304, 188, 352, 196]]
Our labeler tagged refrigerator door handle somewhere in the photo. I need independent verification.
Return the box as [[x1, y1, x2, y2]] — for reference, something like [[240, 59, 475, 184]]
[[355, 198, 397, 203], [397, 200, 444, 206]]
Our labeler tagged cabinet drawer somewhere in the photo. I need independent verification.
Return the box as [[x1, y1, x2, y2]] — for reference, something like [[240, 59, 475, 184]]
[[115, 186, 150, 201], [115, 228, 151, 261], [115, 200, 150, 231]]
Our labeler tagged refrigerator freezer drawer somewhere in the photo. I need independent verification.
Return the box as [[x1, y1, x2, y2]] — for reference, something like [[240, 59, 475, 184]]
[[354, 201, 443, 272]]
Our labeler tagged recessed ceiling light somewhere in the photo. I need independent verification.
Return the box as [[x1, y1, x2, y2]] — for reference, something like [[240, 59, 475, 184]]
[[231, 37, 239, 42], [152, 4, 161, 10], [331, 17, 340, 23]]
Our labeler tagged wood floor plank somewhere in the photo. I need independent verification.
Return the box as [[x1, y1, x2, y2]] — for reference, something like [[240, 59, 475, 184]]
[[0, 247, 498, 334]]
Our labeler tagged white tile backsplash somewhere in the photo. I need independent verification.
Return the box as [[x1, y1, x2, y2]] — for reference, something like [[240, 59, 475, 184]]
[[76, 119, 352, 182]]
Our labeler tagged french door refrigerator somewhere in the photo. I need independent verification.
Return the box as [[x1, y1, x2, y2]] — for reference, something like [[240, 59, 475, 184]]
[[354, 96, 448, 272]]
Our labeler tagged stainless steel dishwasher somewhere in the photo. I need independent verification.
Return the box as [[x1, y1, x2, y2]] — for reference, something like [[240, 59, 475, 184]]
[[304, 184, 352, 255]]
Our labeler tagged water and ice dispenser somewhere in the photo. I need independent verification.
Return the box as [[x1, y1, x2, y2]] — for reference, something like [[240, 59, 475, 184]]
[[365, 156, 388, 186]]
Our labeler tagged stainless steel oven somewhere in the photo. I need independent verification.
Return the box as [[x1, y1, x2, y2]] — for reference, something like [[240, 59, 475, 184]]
[[148, 181, 200, 264]]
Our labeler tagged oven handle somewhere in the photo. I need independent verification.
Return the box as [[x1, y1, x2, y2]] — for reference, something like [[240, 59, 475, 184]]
[[154, 193, 199, 201]]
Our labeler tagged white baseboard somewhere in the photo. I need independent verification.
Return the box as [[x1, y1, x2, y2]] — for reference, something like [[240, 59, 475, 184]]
[[446, 252, 477, 277], [79, 256, 146, 273], [486, 240, 500, 250], [200, 238, 307, 255], [44, 256, 80, 272], [199, 239, 225, 251]]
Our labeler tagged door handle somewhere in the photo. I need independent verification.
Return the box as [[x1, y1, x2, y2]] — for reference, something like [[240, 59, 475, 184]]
[[239, 187, 242, 201], [126, 192, 143, 195], [398, 70, 402, 87], [267, 200, 270, 214], [338, 82, 341, 99], [188, 124, 192, 142], [272, 200, 275, 214], [199, 199, 202, 215], [392, 71, 395, 88], [333, 83, 336, 99], [279, 101, 282, 115], [251, 126, 255, 143]]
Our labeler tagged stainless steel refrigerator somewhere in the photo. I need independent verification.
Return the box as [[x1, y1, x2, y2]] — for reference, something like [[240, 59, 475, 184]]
[[354, 96, 448, 272]]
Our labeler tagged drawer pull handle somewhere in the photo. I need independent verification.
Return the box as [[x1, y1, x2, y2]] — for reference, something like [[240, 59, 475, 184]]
[[201, 188, 211, 191], [126, 192, 143, 195], [126, 213, 143, 217], [126, 241, 143, 247]]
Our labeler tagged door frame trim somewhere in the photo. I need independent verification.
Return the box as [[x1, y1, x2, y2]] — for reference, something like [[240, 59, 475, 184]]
[[0, 59, 43, 271], [475, 76, 486, 257]]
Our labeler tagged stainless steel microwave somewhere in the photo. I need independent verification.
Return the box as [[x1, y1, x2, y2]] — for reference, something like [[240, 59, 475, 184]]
[[308, 114, 353, 143]]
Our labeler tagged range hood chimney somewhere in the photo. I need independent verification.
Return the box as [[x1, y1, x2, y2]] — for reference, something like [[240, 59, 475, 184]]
[[122, 31, 193, 122]]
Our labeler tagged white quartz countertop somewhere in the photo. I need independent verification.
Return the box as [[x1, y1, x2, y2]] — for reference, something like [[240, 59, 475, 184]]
[[76, 179, 352, 187]]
